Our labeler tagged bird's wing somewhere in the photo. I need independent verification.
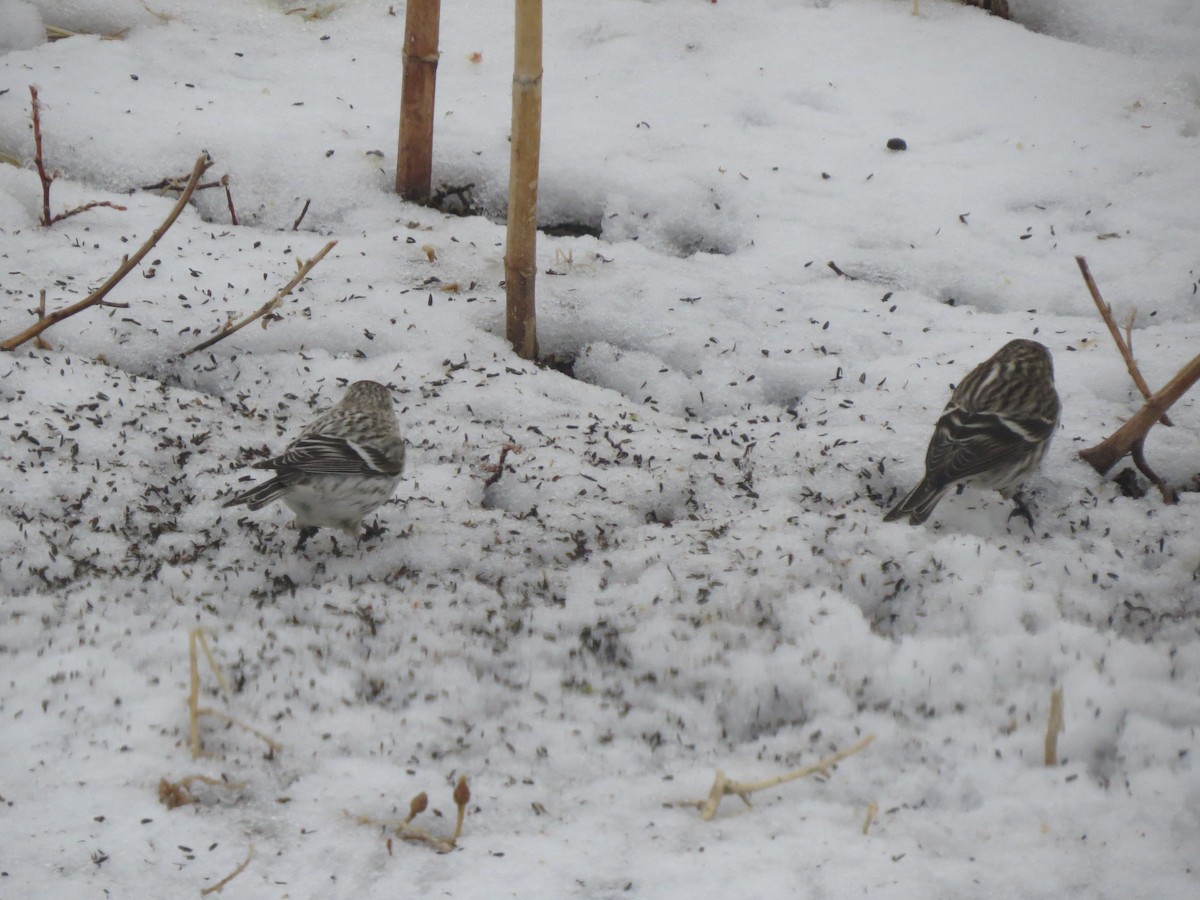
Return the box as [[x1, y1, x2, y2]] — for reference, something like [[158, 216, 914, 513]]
[[258, 434, 403, 477], [924, 407, 1054, 486]]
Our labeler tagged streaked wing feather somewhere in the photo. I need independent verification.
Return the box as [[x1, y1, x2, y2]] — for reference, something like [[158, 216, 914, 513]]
[[264, 434, 399, 476], [925, 410, 1035, 486]]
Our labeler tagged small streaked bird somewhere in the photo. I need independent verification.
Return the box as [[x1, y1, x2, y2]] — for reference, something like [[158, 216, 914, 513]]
[[884, 339, 1060, 526], [223, 380, 405, 547]]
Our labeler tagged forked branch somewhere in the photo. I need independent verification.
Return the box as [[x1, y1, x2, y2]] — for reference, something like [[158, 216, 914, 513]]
[[1, 152, 212, 351]]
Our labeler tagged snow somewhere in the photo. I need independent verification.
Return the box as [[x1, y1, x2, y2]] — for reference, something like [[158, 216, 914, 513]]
[[0, 0, 1197, 896]]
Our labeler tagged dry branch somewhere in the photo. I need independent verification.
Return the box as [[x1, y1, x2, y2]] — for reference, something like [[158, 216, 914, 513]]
[[396, 0, 441, 201], [1079, 352, 1200, 497], [29, 86, 128, 226], [179, 240, 337, 358], [1, 152, 212, 352], [504, 0, 542, 360], [681, 733, 876, 821], [1076, 256, 1170, 426]]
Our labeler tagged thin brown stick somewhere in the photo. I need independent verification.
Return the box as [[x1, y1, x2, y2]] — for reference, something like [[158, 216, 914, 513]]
[[179, 240, 337, 358], [48, 200, 127, 224], [1, 152, 212, 352], [1076, 256, 1171, 426], [200, 842, 254, 896], [1079, 351, 1200, 476], [396, 0, 442, 201], [30, 86, 52, 225], [291, 198, 311, 231], [222, 175, 238, 226]]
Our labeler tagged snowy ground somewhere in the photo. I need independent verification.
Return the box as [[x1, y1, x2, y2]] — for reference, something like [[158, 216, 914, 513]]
[[1, 0, 1198, 897]]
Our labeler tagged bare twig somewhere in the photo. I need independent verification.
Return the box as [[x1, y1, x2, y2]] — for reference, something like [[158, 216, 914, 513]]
[[681, 733, 876, 821], [30, 86, 52, 225], [1079, 352, 1200, 485], [200, 842, 254, 896], [1044, 687, 1064, 766], [1076, 256, 1171, 426], [29, 86, 128, 225], [291, 198, 311, 231], [222, 174, 238, 226], [827, 260, 856, 279], [179, 240, 337, 358], [2, 152, 212, 351]]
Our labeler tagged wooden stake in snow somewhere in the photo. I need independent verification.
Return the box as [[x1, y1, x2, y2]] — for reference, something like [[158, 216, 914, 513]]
[[505, 0, 542, 361], [396, 0, 441, 202]]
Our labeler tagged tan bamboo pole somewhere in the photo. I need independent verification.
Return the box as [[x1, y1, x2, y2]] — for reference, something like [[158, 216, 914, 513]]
[[396, 0, 441, 201], [505, 0, 542, 360]]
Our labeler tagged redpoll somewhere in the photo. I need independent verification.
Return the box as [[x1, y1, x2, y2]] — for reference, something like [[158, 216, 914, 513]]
[[224, 380, 405, 545], [884, 339, 1060, 526]]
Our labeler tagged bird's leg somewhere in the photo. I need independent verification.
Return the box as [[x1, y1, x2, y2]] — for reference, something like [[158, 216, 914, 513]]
[[295, 526, 319, 551], [1007, 492, 1036, 532]]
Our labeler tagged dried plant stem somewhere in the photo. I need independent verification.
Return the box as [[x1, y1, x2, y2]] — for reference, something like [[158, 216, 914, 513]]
[[685, 733, 876, 821], [2, 152, 211, 352], [396, 0, 441, 201], [504, 0, 542, 360], [1076, 256, 1170, 426], [354, 776, 470, 854], [862, 801, 879, 835], [179, 240, 337, 358], [1044, 687, 1064, 766], [200, 842, 254, 896], [188, 629, 281, 759]]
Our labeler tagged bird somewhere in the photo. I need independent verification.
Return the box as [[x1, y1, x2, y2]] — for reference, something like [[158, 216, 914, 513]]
[[223, 380, 405, 547], [883, 339, 1060, 526]]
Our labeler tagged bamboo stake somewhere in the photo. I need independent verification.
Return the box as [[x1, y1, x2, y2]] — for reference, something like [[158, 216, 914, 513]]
[[504, 0, 542, 361], [396, 0, 441, 201], [1, 152, 212, 352]]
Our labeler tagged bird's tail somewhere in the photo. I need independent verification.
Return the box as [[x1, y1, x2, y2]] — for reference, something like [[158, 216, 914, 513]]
[[223, 473, 299, 511], [883, 478, 947, 525]]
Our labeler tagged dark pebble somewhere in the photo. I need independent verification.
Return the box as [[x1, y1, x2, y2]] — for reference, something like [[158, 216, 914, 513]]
[[886, 138, 908, 151]]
